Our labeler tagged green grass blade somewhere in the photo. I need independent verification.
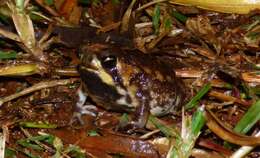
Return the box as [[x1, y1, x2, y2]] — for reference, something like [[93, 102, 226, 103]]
[[64, 145, 86, 158], [251, 87, 260, 95], [152, 5, 160, 34], [172, 11, 187, 23], [15, 0, 24, 10], [112, 0, 120, 4], [191, 106, 206, 135], [0, 64, 39, 76], [0, 51, 17, 59], [234, 100, 260, 134], [149, 115, 179, 138], [44, 0, 53, 6], [185, 83, 212, 109], [20, 149, 40, 158], [19, 122, 57, 129], [4, 148, 16, 158], [52, 137, 63, 158], [87, 130, 100, 137], [17, 139, 43, 151], [164, 18, 172, 30], [28, 135, 55, 144]]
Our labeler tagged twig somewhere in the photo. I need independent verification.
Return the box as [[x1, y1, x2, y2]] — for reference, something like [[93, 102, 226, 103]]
[[147, 31, 169, 49], [39, 24, 53, 44], [190, 47, 216, 60], [20, 127, 55, 153], [40, 36, 62, 50], [120, 0, 137, 33], [34, 0, 59, 17], [175, 69, 202, 78], [135, 22, 153, 29], [54, 68, 79, 77], [208, 91, 251, 107], [242, 72, 260, 83], [175, 69, 260, 83], [136, 0, 168, 12], [97, 22, 121, 34], [140, 129, 161, 139], [30, 11, 53, 22], [196, 79, 232, 89], [205, 109, 260, 146], [0, 127, 6, 158], [0, 79, 78, 106], [0, 27, 21, 42], [231, 130, 260, 158]]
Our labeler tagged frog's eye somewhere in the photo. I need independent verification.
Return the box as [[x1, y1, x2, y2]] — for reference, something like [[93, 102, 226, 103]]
[[101, 55, 117, 69]]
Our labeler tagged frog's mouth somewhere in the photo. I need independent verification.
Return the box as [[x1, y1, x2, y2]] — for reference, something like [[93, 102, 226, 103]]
[[79, 64, 98, 72]]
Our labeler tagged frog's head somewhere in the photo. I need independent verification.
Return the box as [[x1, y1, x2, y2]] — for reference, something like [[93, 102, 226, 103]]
[[78, 43, 138, 112]]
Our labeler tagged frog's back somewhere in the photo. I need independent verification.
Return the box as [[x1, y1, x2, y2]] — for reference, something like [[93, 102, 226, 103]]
[[115, 48, 186, 116]]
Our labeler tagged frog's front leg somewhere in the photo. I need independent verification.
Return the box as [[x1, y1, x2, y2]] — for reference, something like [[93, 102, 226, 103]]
[[131, 100, 150, 128], [71, 88, 97, 124], [121, 99, 150, 133]]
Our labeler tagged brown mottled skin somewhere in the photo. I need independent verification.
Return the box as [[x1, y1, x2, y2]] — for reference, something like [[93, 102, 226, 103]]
[[78, 43, 186, 128]]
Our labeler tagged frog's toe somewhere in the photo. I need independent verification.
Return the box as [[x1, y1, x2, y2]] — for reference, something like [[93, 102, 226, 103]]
[[78, 104, 97, 116], [70, 112, 84, 125], [117, 121, 147, 134], [71, 104, 97, 125]]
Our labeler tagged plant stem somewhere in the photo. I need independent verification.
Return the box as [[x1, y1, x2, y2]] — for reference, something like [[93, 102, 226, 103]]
[[15, 0, 24, 10]]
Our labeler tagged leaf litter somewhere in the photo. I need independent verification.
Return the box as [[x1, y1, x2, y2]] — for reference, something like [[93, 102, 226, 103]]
[[0, 0, 259, 157]]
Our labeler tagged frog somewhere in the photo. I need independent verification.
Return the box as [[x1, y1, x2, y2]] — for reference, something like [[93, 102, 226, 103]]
[[76, 43, 186, 128]]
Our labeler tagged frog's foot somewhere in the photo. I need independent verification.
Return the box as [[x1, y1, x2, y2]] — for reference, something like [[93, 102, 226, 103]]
[[76, 89, 97, 116], [71, 104, 97, 125], [124, 105, 149, 133], [77, 104, 97, 116], [70, 89, 97, 125], [117, 120, 147, 134], [71, 104, 97, 124]]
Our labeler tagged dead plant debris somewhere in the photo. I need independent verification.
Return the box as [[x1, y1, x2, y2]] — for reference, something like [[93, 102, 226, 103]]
[[0, 0, 259, 158]]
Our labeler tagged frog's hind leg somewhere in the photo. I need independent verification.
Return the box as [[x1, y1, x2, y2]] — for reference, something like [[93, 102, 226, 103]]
[[71, 88, 97, 125]]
